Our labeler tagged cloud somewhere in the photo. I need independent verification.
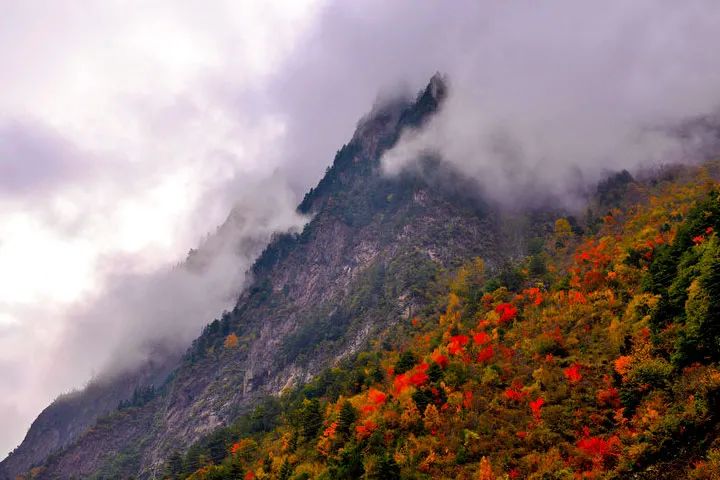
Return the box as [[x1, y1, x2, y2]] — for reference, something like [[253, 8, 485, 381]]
[[0, 0, 321, 457], [380, 0, 720, 207], [3, 0, 720, 459], [0, 170, 308, 457], [0, 120, 95, 196], [55, 176, 308, 383]]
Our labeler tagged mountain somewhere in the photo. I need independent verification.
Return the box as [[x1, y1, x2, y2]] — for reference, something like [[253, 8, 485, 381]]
[[0, 180, 299, 479], [2, 74, 550, 479], [155, 160, 720, 480], [0, 354, 176, 480], [12, 73, 720, 479]]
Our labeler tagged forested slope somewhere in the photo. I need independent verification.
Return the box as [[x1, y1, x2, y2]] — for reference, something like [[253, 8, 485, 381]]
[[160, 163, 720, 480]]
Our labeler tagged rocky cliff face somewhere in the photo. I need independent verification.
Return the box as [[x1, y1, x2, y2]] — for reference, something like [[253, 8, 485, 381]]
[[0, 342, 178, 480], [2, 75, 547, 480], [0, 189, 289, 480]]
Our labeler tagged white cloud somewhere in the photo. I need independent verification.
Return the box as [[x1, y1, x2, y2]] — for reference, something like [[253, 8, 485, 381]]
[[3, 0, 720, 462], [381, 0, 720, 207], [0, 0, 323, 457]]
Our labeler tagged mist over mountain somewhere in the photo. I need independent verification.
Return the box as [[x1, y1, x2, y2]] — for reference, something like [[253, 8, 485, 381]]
[[381, 4, 720, 207], [3, 2, 720, 479]]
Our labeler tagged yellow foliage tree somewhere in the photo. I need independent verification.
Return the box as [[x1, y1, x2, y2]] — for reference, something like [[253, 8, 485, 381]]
[[477, 456, 494, 480], [554, 217, 574, 250], [450, 257, 485, 295], [423, 404, 441, 434], [224, 333, 239, 349], [399, 397, 421, 429], [440, 292, 462, 326]]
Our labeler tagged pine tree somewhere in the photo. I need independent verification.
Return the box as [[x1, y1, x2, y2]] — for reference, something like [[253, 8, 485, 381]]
[[263, 454, 273, 475], [331, 444, 365, 479], [278, 458, 293, 480], [427, 362, 443, 382], [300, 398, 323, 440], [163, 451, 183, 479], [369, 454, 400, 480], [207, 432, 227, 464], [337, 401, 358, 438], [227, 459, 244, 480], [395, 351, 418, 374]]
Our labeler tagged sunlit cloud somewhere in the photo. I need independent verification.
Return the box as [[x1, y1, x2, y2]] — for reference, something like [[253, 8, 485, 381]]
[[0, 0, 324, 457]]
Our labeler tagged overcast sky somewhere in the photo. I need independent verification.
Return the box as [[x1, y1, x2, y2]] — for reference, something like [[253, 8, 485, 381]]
[[2, 0, 720, 458]]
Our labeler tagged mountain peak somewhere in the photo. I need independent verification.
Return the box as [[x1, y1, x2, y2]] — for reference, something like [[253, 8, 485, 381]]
[[427, 71, 448, 101], [298, 73, 448, 215]]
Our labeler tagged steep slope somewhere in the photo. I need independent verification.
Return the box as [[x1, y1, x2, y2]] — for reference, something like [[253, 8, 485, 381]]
[[0, 354, 176, 480], [163, 162, 720, 480], [19, 75, 544, 479], [0, 186, 293, 480]]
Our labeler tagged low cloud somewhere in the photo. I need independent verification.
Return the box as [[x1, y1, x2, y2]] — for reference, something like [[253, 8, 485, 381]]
[[3, 0, 720, 459], [380, 1, 720, 207], [0, 173, 307, 457], [0, 0, 320, 457], [0, 120, 95, 197], [57, 177, 308, 382]]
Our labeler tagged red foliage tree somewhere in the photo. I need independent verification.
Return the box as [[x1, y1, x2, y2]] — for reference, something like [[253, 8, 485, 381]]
[[596, 376, 621, 408], [355, 420, 378, 440], [477, 345, 494, 363], [495, 303, 518, 323], [563, 363, 583, 383], [473, 331, 491, 345], [368, 388, 387, 405], [448, 335, 469, 355], [431, 350, 449, 368], [529, 397, 545, 421], [463, 390, 473, 409], [409, 371, 429, 387], [504, 385, 527, 402], [394, 373, 411, 394], [523, 287, 544, 306], [576, 426, 621, 469]]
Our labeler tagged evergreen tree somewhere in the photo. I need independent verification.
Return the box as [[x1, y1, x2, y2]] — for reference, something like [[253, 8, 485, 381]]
[[337, 400, 358, 438], [207, 432, 228, 464], [369, 454, 401, 480], [412, 388, 433, 413], [427, 362, 443, 383], [300, 398, 323, 440], [227, 459, 244, 480], [263, 454, 273, 474], [676, 236, 720, 364], [394, 351, 418, 374], [330, 444, 365, 479], [371, 365, 384, 383], [163, 451, 183, 479], [288, 431, 298, 453], [278, 458, 293, 480]]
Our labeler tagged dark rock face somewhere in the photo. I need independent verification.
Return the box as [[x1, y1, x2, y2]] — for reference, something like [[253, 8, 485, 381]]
[[0, 354, 177, 480], [2, 75, 541, 479]]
